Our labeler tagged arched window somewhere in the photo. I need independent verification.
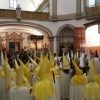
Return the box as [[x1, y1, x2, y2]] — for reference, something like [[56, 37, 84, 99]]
[[9, 0, 17, 8]]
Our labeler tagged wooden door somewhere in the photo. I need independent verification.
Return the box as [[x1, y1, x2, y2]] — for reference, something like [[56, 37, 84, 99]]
[[74, 27, 85, 53]]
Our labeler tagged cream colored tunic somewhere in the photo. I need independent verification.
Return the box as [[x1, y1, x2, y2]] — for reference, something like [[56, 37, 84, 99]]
[[9, 86, 30, 100], [0, 67, 9, 100], [69, 79, 86, 100]]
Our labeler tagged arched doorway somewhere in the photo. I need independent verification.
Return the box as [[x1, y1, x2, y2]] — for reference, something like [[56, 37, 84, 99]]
[[56, 24, 74, 56], [60, 27, 74, 42], [0, 21, 54, 53]]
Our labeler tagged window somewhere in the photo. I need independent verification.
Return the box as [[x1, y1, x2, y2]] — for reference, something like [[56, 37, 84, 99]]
[[9, 0, 17, 8]]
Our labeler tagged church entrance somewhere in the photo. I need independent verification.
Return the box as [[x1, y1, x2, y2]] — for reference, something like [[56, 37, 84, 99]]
[[58, 27, 74, 56], [59, 42, 74, 56]]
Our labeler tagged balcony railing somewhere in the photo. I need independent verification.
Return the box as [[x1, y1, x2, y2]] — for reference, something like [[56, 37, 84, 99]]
[[0, 9, 49, 20], [0, 9, 16, 18], [86, 3, 100, 15], [21, 11, 49, 20]]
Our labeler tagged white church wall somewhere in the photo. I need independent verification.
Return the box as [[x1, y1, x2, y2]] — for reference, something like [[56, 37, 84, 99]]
[[23, 19, 93, 36], [17, 0, 35, 11], [81, 0, 84, 12], [0, 0, 9, 9], [50, 0, 52, 15], [57, 0, 76, 15]]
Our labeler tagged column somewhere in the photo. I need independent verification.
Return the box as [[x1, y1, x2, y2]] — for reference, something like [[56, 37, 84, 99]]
[[84, 0, 87, 11], [48, 1, 50, 12], [48, 37, 55, 54], [56, 36, 60, 55], [84, 0, 87, 15], [51, 0, 57, 21], [76, 0, 82, 17]]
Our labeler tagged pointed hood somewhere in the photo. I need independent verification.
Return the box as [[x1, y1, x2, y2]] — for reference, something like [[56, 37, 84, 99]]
[[74, 53, 77, 61], [15, 60, 19, 70], [37, 53, 48, 80], [46, 56, 53, 73], [92, 58, 96, 74], [92, 57, 100, 85], [5, 52, 8, 63], [82, 58, 100, 99], [49, 53, 58, 76], [36, 57, 40, 61], [25, 59, 30, 68], [38, 52, 43, 67], [87, 58, 95, 82], [18, 58, 30, 81], [29, 57, 39, 69], [50, 52, 53, 60], [50, 64, 59, 78], [45, 55, 54, 81], [50, 52, 55, 68], [15, 62, 24, 86], [72, 60, 87, 85], [1, 50, 4, 67], [72, 60, 83, 75], [4, 60, 14, 91], [62, 53, 70, 69]]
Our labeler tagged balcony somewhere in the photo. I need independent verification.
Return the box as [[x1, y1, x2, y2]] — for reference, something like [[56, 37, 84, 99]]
[[0, 9, 49, 20], [86, 3, 100, 20]]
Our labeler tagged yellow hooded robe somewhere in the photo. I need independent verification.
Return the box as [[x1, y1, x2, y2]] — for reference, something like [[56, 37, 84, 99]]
[[82, 58, 100, 99], [32, 53, 54, 100]]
